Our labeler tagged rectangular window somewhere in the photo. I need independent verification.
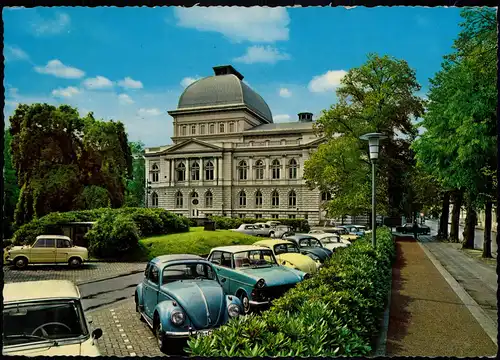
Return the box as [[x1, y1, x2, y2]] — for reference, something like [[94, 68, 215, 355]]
[[255, 214, 262, 219], [191, 125, 196, 134], [219, 123, 225, 133], [205, 213, 212, 218], [272, 214, 279, 219], [239, 214, 245, 219], [288, 214, 296, 219], [209, 124, 215, 134], [182, 126, 187, 136], [201, 125, 206, 134], [229, 122, 235, 132]]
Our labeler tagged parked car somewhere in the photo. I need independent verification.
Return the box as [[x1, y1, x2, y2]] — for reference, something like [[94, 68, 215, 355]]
[[351, 225, 372, 234], [265, 221, 281, 228], [135, 254, 242, 353], [271, 225, 294, 239], [232, 224, 261, 236], [337, 225, 365, 237], [308, 233, 350, 251], [284, 234, 333, 262], [331, 227, 359, 242], [207, 245, 309, 314], [3, 280, 102, 356], [253, 223, 276, 237], [396, 223, 431, 235], [253, 239, 320, 273], [6, 235, 89, 270]]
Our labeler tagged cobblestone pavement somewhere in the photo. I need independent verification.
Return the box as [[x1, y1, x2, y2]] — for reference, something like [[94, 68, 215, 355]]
[[88, 298, 167, 357], [3, 262, 146, 285], [418, 235, 498, 330]]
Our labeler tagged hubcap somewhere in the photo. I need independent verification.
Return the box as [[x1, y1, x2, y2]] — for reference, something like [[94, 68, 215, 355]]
[[16, 259, 25, 267], [242, 296, 250, 312], [71, 259, 79, 266]]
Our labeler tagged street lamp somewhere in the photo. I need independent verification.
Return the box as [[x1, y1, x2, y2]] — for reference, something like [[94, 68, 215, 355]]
[[360, 132, 387, 248]]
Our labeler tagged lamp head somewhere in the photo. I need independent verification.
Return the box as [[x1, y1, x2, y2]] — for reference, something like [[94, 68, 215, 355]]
[[359, 133, 387, 161]]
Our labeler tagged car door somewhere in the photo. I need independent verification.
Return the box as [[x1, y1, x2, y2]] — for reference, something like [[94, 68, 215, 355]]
[[55, 238, 72, 263], [30, 238, 57, 263], [209, 251, 230, 293], [143, 264, 160, 319]]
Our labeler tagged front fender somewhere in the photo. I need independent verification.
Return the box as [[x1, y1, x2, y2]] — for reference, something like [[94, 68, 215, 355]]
[[220, 295, 243, 322], [135, 283, 144, 307]]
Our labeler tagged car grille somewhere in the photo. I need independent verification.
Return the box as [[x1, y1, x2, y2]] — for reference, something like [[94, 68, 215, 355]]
[[263, 284, 296, 300]]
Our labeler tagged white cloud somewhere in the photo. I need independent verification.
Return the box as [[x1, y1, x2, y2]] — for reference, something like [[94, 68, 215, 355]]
[[234, 46, 290, 64], [279, 87, 292, 98], [118, 77, 143, 89], [34, 59, 85, 79], [5, 45, 30, 62], [180, 77, 200, 88], [173, 7, 290, 43], [118, 93, 134, 105], [83, 76, 114, 89], [52, 86, 81, 98], [308, 70, 347, 93], [273, 114, 291, 123], [138, 108, 162, 117], [31, 12, 71, 36]]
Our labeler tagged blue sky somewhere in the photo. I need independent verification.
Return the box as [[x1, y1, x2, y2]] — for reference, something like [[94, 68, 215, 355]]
[[4, 6, 463, 147]]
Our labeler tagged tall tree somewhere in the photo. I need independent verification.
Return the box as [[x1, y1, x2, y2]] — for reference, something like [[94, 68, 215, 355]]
[[304, 53, 425, 219], [3, 130, 20, 238], [125, 141, 146, 207]]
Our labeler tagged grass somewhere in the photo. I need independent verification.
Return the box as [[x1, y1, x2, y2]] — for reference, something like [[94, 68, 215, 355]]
[[137, 227, 264, 260]]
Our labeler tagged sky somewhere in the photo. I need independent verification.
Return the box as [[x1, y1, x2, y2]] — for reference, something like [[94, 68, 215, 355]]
[[4, 6, 463, 147]]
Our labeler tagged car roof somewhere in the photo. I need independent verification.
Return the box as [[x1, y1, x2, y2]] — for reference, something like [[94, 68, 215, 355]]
[[36, 235, 71, 240], [211, 245, 270, 253], [4, 280, 80, 304], [151, 254, 204, 265], [253, 239, 293, 247], [310, 233, 338, 239], [290, 233, 316, 239]]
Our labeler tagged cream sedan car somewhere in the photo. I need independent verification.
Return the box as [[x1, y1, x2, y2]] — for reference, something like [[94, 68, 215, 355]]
[[308, 233, 351, 251], [3, 280, 102, 356]]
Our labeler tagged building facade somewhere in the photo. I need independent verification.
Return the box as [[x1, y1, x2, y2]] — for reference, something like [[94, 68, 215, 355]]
[[144, 65, 329, 225]]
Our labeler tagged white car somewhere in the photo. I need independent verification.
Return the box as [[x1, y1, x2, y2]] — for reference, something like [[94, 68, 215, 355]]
[[309, 233, 350, 251]]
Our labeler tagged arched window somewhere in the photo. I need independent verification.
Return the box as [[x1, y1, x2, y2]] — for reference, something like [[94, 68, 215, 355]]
[[176, 162, 186, 182], [288, 159, 298, 179], [205, 160, 214, 180], [191, 125, 196, 135], [271, 190, 280, 208], [191, 161, 200, 181], [205, 191, 213, 208], [182, 126, 187, 136], [271, 159, 280, 179], [238, 160, 248, 180], [209, 123, 215, 134], [288, 190, 296, 208], [229, 122, 235, 132], [255, 160, 264, 180], [321, 192, 332, 201], [255, 190, 263, 208], [239, 190, 247, 208], [175, 191, 183, 208], [191, 191, 199, 205], [151, 192, 159, 207], [219, 123, 225, 133], [151, 163, 159, 183]]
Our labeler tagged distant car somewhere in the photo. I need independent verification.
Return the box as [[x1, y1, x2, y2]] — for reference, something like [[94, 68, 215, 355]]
[[253, 223, 276, 237], [338, 225, 365, 237], [135, 254, 242, 353], [284, 234, 333, 263], [331, 227, 359, 242], [309, 233, 350, 251], [207, 245, 308, 314], [6, 235, 89, 270], [351, 225, 372, 234], [396, 223, 431, 235], [232, 224, 261, 236], [271, 225, 294, 239], [265, 221, 281, 228], [3, 280, 102, 356], [253, 239, 320, 274]]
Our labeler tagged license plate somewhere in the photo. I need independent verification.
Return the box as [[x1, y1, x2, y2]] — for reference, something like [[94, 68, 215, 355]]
[[197, 329, 213, 337]]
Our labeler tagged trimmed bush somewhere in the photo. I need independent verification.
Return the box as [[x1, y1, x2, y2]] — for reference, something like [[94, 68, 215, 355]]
[[209, 216, 310, 233], [186, 227, 395, 357]]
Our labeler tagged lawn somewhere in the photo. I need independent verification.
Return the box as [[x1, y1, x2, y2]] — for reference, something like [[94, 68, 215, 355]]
[[138, 227, 265, 260]]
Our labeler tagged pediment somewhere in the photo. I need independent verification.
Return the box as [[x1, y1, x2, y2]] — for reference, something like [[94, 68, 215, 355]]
[[162, 138, 222, 154]]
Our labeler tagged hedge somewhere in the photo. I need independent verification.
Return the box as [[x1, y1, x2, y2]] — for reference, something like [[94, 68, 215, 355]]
[[187, 227, 395, 357], [208, 216, 310, 233]]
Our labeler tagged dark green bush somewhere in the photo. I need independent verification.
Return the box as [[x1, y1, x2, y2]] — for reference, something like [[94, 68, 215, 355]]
[[187, 227, 395, 357], [209, 216, 310, 233]]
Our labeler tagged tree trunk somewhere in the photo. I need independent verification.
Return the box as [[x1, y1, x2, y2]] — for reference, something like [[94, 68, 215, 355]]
[[462, 196, 476, 249], [449, 190, 463, 243], [438, 191, 450, 239], [482, 200, 493, 257]]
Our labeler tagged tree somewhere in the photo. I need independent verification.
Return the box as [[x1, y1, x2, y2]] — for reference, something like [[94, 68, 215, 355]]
[[3, 130, 20, 238], [304, 53, 425, 219], [125, 141, 146, 207]]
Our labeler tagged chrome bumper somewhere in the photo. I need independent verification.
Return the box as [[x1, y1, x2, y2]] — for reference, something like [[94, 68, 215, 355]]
[[164, 328, 214, 338], [249, 300, 271, 306]]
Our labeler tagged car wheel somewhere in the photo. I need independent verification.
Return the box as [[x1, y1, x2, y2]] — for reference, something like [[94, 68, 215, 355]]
[[154, 316, 168, 353], [68, 257, 82, 268], [269, 232, 275, 238], [14, 257, 28, 270], [239, 292, 251, 315]]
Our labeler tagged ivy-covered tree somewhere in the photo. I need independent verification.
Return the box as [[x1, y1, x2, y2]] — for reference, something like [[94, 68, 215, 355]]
[[125, 141, 146, 207], [3, 130, 20, 238]]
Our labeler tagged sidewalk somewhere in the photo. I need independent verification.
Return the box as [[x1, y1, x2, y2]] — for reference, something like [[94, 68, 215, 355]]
[[386, 235, 497, 357]]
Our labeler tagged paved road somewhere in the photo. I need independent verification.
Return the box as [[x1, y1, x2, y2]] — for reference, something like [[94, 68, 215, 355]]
[[426, 220, 497, 256]]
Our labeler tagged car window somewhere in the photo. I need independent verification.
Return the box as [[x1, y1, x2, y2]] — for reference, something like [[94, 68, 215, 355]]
[[274, 244, 287, 255], [321, 236, 334, 244], [162, 263, 216, 284], [33, 239, 46, 248], [45, 239, 56, 248], [286, 244, 300, 253], [144, 263, 151, 277], [56, 239, 71, 248], [220, 252, 232, 268], [209, 251, 222, 265], [235, 250, 276, 268], [148, 265, 160, 284], [310, 239, 322, 247]]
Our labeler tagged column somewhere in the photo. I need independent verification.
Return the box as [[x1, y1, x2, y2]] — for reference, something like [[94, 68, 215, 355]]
[[186, 158, 190, 185], [200, 157, 204, 185], [215, 157, 219, 186], [169, 159, 172, 186], [248, 157, 253, 182]]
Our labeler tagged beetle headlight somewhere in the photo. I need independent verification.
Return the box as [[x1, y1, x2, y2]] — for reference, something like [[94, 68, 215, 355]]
[[171, 310, 185, 325], [228, 303, 240, 317], [256, 278, 266, 288], [303, 273, 311, 280]]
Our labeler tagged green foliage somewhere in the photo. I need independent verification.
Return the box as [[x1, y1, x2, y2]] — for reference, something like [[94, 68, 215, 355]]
[[75, 186, 111, 209], [208, 216, 310, 233], [3, 129, 20, 238], [125, 141, 146, 207], [187, 227, 395, 356]]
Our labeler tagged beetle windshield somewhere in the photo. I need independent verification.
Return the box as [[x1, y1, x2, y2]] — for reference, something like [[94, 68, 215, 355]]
[[234, 250, 277, 268], [3, 300, 89, 346], [273, 243, 300, 255], [320, 236, 340, 244], [162, 262, 216, 284]]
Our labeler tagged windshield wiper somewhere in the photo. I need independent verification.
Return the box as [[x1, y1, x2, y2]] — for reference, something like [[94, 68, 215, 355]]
[[5, 334, 58, 345]]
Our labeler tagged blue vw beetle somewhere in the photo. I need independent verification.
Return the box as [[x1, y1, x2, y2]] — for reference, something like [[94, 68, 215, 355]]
[[135, 254, 242, 353], [207, 245, 309, 314]]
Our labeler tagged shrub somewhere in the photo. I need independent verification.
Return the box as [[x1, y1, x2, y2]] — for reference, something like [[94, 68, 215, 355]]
[[187, 227, 395, 357], [209, 216, 310, 233]]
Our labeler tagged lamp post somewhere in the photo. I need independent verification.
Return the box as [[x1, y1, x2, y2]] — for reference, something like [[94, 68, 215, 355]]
[[360, 133, 387, 248]]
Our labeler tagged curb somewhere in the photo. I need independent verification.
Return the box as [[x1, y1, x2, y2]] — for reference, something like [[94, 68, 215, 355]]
[[76, 269, 144, 286], [417, 240, 498, 346], [373, 270, 393, 357]]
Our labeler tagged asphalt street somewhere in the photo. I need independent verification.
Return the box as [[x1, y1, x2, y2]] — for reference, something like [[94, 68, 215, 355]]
[[79, 272, 144, 312]]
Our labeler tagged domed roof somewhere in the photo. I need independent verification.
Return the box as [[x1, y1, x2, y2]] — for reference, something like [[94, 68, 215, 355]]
[[177, 66, 273, 123]]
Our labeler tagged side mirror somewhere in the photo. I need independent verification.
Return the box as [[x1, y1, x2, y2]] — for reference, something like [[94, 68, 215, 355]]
[[92, 328, 103, 340], [220, 278, 226, 283]]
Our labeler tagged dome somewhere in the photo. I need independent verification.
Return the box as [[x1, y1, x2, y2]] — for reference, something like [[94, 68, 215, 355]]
[[177, 65, 273, 123]]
